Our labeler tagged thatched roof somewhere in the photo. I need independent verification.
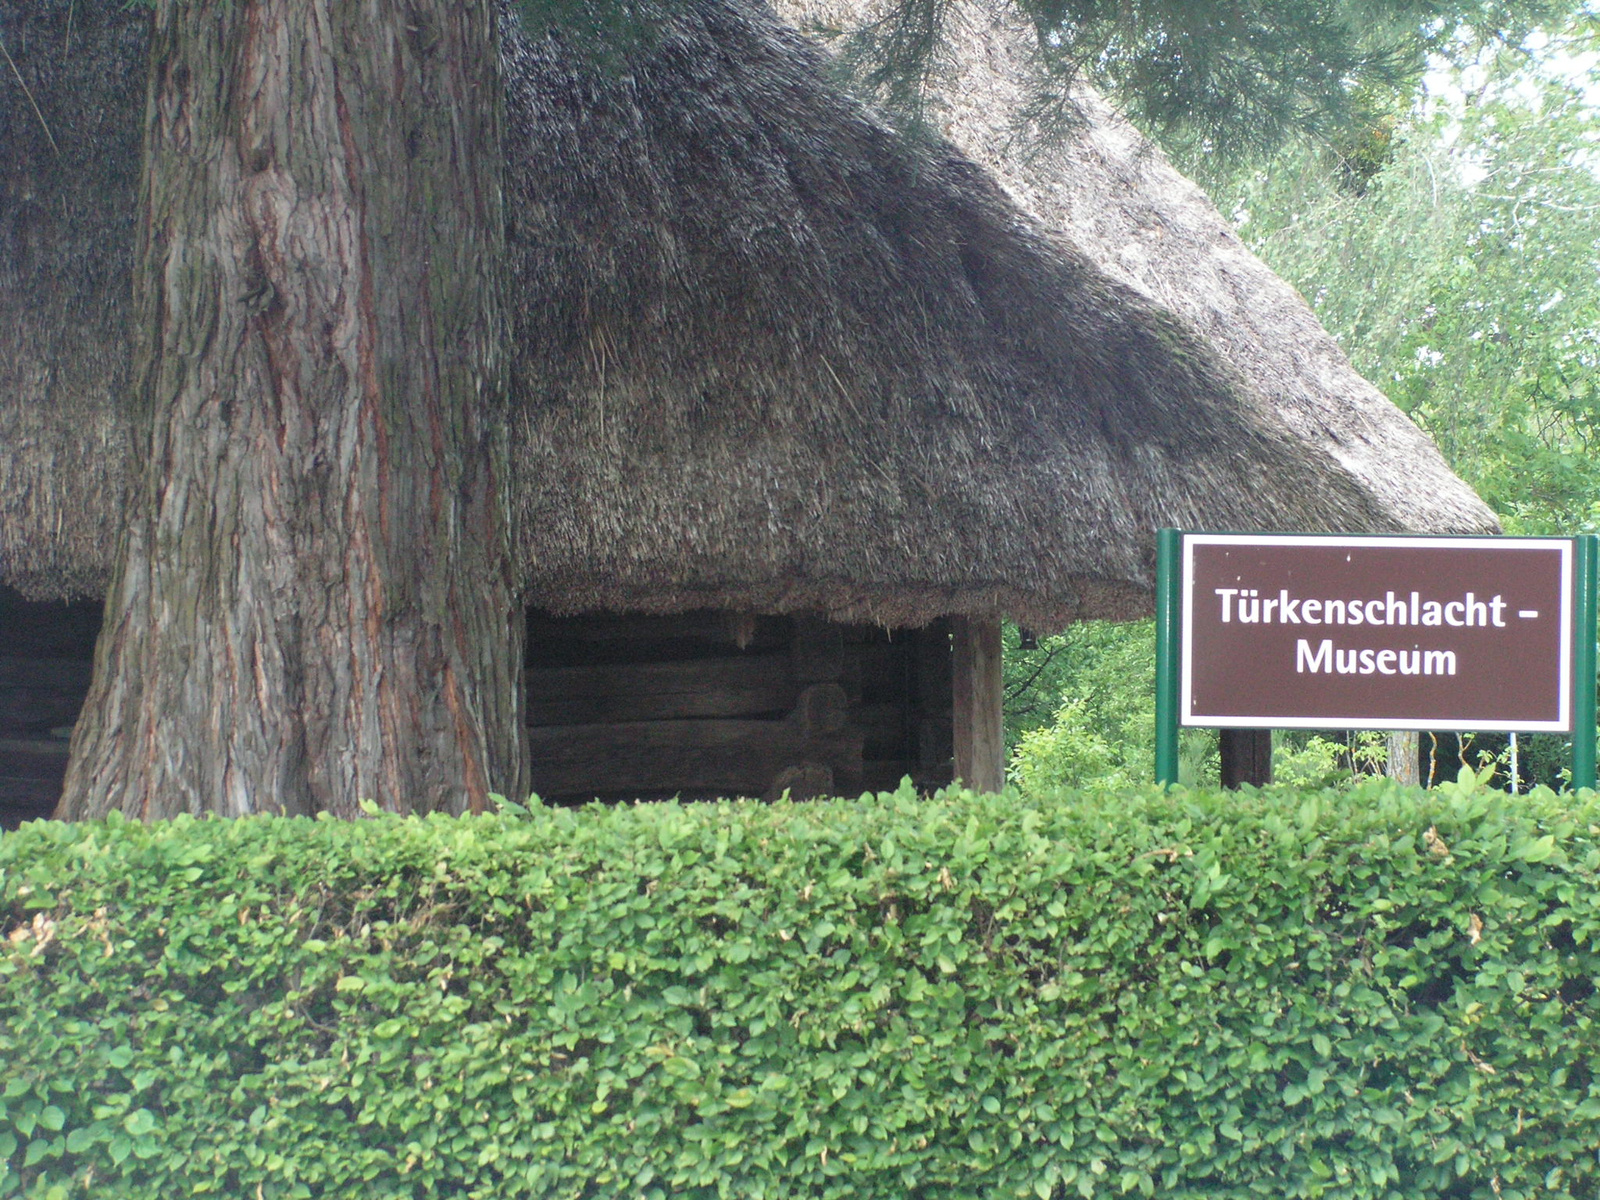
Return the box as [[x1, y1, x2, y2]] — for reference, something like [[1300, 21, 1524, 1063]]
[[0, 0, 138, 601], [1, 0, 1496, 627], [504, 0, 1493, 629], [779, 0, 1497, 543]]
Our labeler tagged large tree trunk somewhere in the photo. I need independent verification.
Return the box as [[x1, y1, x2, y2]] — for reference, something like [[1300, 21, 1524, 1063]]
[[57, 0, 526, 819]]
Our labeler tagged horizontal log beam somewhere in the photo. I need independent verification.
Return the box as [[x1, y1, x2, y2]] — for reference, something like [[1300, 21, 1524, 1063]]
[[0, 656, 94, 734], [0, 656, 95, 687], [528, 654, 794, 725], [528, 718, 862, 800], [527, 611, 788, 652], [0, 738, 72, 757]]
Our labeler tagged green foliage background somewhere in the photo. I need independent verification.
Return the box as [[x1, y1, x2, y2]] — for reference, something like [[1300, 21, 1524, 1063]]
[[1004, 622, 1218, 791], [1208, 52, 1600, 538], [5, 783, 1599, 1198], [1003, 623, 1383, 793]]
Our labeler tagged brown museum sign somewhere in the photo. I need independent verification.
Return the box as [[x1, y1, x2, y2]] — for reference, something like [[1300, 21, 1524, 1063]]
[[1180, 534, 1575, 731]]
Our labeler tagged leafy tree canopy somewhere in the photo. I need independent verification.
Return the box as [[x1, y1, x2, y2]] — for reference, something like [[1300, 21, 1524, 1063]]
[[826, 0, 1571, 158], [508, 0, 1571, 158], [1211, 16, 1600, 533]]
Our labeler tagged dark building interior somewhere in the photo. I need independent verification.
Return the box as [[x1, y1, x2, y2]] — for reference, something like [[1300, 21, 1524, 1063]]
[[0, 585, 101, 828]]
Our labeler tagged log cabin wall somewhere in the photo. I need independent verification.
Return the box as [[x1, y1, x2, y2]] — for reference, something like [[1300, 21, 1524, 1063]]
[[525, 610, 955, 803], [0, 596, 970, 822], [0, 586, 101, 828]]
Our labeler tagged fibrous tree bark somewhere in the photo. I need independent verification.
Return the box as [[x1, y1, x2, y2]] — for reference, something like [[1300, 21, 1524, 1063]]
[[1387, 731, 1421, 787], [57, 0, 526, 819]]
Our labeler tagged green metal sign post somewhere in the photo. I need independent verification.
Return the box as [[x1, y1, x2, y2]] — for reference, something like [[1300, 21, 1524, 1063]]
[[1155, 530, 1600, 791], [1573, 535, 1597, 790], [1154, 528, 1183, 787]]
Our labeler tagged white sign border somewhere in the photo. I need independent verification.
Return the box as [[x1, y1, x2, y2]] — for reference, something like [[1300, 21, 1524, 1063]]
[[1178, 533, 1574, 733]]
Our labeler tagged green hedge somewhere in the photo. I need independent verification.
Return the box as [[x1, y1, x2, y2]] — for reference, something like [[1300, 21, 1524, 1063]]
[[3, 778, 1598, 1199]]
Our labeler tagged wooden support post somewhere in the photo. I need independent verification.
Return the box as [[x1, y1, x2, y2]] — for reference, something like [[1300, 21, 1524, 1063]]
[[1574, 534, 1598, 791], [1219, 729, 1272, 789], [1154, 528, 1182, 787], [951, 614, 1005, 793]]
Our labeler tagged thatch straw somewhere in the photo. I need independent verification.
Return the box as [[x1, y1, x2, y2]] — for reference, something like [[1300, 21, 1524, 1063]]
[[0, 0, 138, 600], [781, 0, 1498, 543], [0, 0, 1496, 630], [505, 0, 1493, 630]]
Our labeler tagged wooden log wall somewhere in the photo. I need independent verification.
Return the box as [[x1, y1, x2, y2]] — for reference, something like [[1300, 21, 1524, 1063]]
[[525, 610, 955, 803], [0, 596, 972, 821], [0, 586, 101, 828]]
